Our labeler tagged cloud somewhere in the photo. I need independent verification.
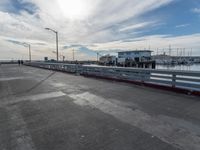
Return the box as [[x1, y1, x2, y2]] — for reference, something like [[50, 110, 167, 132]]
[[89, 34, 200, 56], [61, 45, 97, 61], [6, 39, 27, 46], [175, 24, 190, 28], [3, 0, 200, 60], [0, 0, 173, 40], [119, 21, 156, 32], [62, 44, 88, 50], [192, 8, 200, 14], [6, 38, 47, 46]]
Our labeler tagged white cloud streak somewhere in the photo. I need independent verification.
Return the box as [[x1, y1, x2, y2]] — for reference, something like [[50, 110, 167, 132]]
[[119, 22, 156, 32], [192, 8, 200, 13], [175, 24, 190, 28], [90, 34, 200, 56]]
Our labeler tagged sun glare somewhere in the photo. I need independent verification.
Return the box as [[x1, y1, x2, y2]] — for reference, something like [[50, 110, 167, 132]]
[[57, 0, 91, 20]]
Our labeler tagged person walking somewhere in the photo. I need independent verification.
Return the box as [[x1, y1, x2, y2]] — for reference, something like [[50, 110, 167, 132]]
[[18, 60, 21, 66], [21, 60, 24, 65]]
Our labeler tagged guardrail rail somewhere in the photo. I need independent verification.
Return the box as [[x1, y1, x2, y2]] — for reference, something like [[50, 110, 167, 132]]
[[25, 62, 200, 95]]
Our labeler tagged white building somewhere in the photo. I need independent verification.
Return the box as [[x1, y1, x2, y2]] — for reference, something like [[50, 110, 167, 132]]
[[118, 50, 152, 63]]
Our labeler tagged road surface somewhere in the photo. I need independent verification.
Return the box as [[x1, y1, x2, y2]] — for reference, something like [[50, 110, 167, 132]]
[[0, 64, 200, 150]]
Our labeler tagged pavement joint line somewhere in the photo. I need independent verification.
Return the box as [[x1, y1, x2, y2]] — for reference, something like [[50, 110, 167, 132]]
[[1, 91, 66, 106], [68, 91, 200, 150], [0, 77, 29, 81]]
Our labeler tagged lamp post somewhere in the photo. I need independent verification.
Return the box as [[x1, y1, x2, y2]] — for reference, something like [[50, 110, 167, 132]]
[[23, 43, 31, 62], [45, 28, 59, 61]]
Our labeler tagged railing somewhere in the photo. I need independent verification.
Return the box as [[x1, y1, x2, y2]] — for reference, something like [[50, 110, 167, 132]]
[[26, 62, 200, 92]]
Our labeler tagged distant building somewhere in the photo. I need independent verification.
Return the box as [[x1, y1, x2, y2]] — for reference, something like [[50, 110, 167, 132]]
[[98, 50, 155, 68], [44, 57, 48, 61], [194, 57, 200, 63], [117, 50, 155, 68], [118, 50, 152, 63], [99, 55, 117, 65]]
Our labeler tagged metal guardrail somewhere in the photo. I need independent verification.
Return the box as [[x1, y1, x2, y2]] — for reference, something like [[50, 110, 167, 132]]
[[26, 62, 200, 92]]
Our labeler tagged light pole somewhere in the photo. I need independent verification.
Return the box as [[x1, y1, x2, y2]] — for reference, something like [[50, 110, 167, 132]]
[[23, 43, 31, 62], [45, 28, 59, 61], [73, 49, 75, 61]]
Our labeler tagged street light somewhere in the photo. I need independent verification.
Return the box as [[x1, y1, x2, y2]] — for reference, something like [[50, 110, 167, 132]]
[[23, 42, 31, 62], [45, 28, 59, 61]]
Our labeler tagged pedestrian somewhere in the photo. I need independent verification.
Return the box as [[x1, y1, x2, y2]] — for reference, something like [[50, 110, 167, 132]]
[[21, 60, 24, 65], [18, 60, 21, 66]]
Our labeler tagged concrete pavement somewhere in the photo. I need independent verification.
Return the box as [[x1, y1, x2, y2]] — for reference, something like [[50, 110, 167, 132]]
[[0, 64, 200, 150]]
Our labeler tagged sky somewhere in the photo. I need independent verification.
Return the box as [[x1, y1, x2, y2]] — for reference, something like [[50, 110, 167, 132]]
[[0, 0, 200, 60]]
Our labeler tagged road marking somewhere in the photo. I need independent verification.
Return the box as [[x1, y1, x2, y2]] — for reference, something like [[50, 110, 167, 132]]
[[69, 92, 200, 150], [24, 91, 66, 101], [50, 83, 67, 88], [0, 77, 27, 81], [3, 91, 66, 106]]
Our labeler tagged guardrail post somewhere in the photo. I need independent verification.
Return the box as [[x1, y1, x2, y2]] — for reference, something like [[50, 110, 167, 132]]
[[172, 74, 176, 88], [75, 65, 80, 76]]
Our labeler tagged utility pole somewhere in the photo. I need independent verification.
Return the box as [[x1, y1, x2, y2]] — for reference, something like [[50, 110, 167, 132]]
[[177, 48, 179, 57], [97, 52, 99, 62], [73, 49, 75, 61], [56, 32, 58, 61], [22, 43, 31, 62], [180, 48, 182, 57], [28, 44, 31, 62], [183, 48, 185, 57], [169, 45, 171, 56]]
